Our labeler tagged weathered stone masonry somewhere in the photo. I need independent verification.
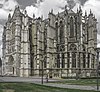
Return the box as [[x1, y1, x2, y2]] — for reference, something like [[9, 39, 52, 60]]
[[2, 6, 97, 78]]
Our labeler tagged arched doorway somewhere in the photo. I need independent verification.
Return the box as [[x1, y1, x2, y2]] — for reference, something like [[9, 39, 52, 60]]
[[8, 55, 14, 74]]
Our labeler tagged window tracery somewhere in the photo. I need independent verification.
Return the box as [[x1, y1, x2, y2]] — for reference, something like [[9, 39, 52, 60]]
[[70, 17, 74, 37]]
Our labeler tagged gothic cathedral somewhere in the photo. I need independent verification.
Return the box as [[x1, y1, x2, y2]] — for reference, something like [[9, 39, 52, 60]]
[[2, 6, 97, 78]]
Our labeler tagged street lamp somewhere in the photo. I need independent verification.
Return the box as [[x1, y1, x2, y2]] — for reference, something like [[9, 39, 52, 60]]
[[96, 48, 100, 91]]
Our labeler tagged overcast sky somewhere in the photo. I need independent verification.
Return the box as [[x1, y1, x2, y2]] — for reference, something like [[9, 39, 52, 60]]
[[0, 0, 100, 57]]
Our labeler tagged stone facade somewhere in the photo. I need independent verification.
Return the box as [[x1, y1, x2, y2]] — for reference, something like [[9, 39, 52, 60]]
[[2, 6, 97, 78]]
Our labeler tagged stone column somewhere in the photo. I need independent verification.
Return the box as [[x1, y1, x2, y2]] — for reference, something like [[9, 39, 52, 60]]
[[86, 53, 88, 68], [89, 54, 92, 68], [69, 52, 72, 76]]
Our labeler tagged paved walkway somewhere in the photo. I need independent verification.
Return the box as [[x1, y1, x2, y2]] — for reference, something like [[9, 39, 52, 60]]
[[0, 77, 100, 91], [43, 83, 100, 91]]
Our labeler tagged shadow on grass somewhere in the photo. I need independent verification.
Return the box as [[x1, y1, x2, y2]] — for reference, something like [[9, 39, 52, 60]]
[[49, 79, 100, 86], [0, 83, 98, 92]]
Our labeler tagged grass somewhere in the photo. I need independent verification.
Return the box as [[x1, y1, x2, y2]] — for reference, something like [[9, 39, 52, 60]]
[[50, 79, 100, 85], [0, 82, 98, 92]]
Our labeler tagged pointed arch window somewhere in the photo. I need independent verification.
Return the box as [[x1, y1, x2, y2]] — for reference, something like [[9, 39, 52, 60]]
[[83, 53, 86, 68], [69, 44, 77, 68], [78, 53, 81, 68], [83, 46, 86, 68], [44, 56, 47, 68], [70, 17, 74, 37], [87, 54, 90, 68], [59, 21, 64, 43], [72, 52, 76, 68], [92, 55, 95, 68], [57, 54, 60, 68], [55, 22, 58, 42], [67, 52, 70, 68], [62, 53, 65, 68], [75, 17, 77, 38]]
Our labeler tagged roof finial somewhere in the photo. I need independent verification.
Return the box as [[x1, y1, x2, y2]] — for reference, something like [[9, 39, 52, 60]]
[[24, 10, 28, 16], [58, 12, 59, 17], [89, 9, 93, 16], [77, 8, 78, 13], [33, 13, 35, 19], [51, 9, 53, 13], [90, 9, 92, 14], [65, 5, 67, 10], [14, 5, 20, 14], [79, 5, 82, 15], [85, 10, 87, 16], [41, 15, 43, 20], [79, 5, 82, 11], [25, 10, 27, 14], [15, 5, 19, 9], [94, 15, 95, 18], [8, 13, 11, 18], [8, 13, 11, 22]]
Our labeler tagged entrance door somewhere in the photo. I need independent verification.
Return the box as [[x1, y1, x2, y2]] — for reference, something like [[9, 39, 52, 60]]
[[8, 55, 14, 74]]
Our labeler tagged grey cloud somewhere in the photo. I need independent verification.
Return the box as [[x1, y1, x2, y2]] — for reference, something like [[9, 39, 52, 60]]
[[0, 4, 3, 8], [65, 0, 88, 10], [0, 19, 6, 25], [79, 0, 88, 5], [16, 0, 37, 9]]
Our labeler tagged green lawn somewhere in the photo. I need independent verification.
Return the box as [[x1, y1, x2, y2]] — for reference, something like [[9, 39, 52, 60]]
[[0, 83, 97, 92], [51, 79, 100, 85]]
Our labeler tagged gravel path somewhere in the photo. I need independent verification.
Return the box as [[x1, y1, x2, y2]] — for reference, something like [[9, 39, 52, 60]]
[[0, 77, 100, 91]]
